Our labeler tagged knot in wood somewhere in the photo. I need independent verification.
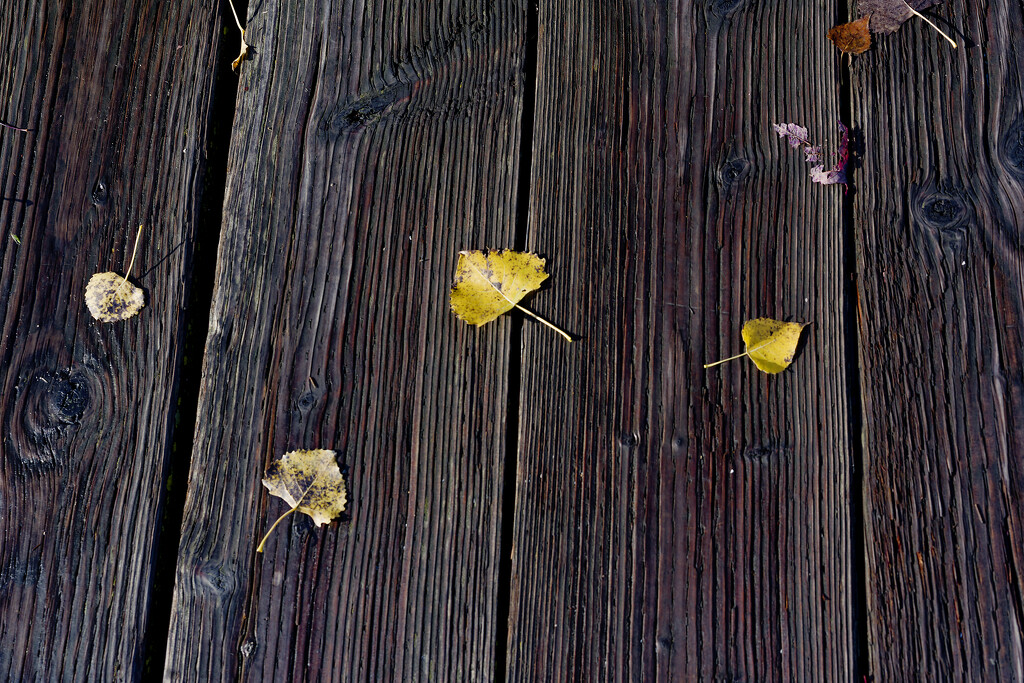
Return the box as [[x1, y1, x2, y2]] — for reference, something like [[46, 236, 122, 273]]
[[708, 0, 748, 21], [918, 194, 967, 229], [911, 185, 971, 263], [718, 157, 751, 190], [91, 177, 110, 205], [743, 443, 788, 461], [618, 432, 639, 448], [1000, 115, 1024, 181], [5, 365, 98, 470]]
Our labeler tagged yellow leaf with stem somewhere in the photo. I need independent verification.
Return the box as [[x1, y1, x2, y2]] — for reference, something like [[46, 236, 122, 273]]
[[227, 0, 250, 71], [704, 318, 810, 374], [450, 249, 573, 342], [85, 225, 145, 322], [257, 449, 347, 553]]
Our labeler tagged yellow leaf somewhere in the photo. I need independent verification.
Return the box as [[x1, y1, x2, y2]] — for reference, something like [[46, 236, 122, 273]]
[[85, 225, 145, 323], [227, 0, 250, 72], [257, 449, 347, 553], [85, 272, 145, 322], [231, 39, 250, 72], [704, 317, 809, 374], [450, 249, 573, 341], [742, 318, 809, 373]]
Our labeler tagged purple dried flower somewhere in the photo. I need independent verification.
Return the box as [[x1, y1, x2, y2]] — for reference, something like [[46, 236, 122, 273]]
[[773, 123, 811, 148], [774, 120, 848, 189]]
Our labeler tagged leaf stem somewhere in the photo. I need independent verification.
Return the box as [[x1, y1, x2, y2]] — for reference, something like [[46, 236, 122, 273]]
[[226, 0, 250, 72], [703, 350, 749, 369], [256, 506, 300, 553], [226, 0, 244, 33], [514, 303, 573, 342], [0, 120, 30, 132], [702, 337, 780, 369], [257, 474, 322, 554], [903, 0, 957, 47], [118, 225, 143, 293]]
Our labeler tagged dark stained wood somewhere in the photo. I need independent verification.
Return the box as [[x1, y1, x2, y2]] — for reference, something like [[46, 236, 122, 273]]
[[5, 0, 1021, 676], [507, 1, 855, 680], [163, 1, 525, 680], [0, 0, 220, 680], [853, 3, 1024, 678]]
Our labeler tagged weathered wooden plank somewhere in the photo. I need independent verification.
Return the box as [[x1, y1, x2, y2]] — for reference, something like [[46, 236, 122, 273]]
[[853, 3, 1024, 678], [508, 1, 854, 679], [164, 1, 525, 680], [0, 0, 220, 679]]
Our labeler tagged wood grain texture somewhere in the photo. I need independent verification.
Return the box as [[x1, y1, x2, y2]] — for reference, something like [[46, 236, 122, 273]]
[[0, 0, 219, 679], [163, 1, 525, 680], [853, 2, 1024, 678], [507, 0, 854, 680]]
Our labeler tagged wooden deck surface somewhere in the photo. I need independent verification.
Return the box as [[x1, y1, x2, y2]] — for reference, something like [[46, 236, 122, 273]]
[[1, 0, 1022, 680]]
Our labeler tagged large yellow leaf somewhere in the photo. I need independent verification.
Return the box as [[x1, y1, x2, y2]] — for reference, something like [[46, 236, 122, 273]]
[[257, 449, 347, 552], [741, 318, 809, 373], [450, 249, 572, 341], [704, 317, 809, 374], [450, 250, 547, 324]]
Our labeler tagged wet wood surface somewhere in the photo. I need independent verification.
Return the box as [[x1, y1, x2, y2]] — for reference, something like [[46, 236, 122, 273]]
[[852, 3, 1024, 678], [0, 0, 220, 679], [507, 0, 854, 680], [1, 0, 1022, 680]]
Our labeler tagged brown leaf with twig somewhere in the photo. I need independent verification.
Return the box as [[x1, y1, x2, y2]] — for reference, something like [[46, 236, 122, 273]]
[[857, 0, 957, 47]]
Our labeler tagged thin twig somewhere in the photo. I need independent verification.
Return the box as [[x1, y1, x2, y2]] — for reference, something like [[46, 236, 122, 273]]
[[226, 0, 244, 32], [903, 0, 957, 48]]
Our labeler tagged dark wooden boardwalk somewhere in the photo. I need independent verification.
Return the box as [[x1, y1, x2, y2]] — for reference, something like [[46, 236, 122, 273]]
[[1, 0, 1022, 680]]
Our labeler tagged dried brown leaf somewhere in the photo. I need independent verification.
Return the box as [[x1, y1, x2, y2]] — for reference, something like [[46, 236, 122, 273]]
[[828, 16, 872, 54]]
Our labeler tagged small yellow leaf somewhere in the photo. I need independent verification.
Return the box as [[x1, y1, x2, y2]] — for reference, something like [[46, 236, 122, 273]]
[[258, 449, 347, 553], [703, 317, 809, 373], [84, 272, 145, 322], [231, 37, 249, 72], [86, 225, 145, 323], [227, 0, 250, 72], [741, 318, 809, 374], [450, 249, 574, 341]]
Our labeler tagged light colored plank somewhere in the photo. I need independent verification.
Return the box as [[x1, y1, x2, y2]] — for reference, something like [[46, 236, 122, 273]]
[[164, 1, 525, 679]]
